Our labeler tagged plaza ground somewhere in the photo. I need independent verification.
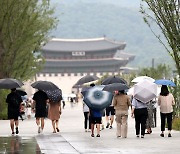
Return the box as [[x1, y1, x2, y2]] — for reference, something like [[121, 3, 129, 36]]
[[0, 100, 180, 154]]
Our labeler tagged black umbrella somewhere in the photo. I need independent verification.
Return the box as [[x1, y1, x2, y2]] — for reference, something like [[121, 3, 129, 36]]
[[0, 78, 23, 89], [46, 89, 62, 103], [81, 86, 91, 97], [102, 83, 129, 93], [16, 89, 27, 96], [75, 75, 99, 85], [31, 81, 59, 91], [101, 76, 127, 85]]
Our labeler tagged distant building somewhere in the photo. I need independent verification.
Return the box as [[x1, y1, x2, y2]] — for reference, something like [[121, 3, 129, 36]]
[[34, 37, 135, 94]]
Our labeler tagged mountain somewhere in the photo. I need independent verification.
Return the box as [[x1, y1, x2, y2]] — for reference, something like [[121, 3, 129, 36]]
[[49, 0, 174, 68]]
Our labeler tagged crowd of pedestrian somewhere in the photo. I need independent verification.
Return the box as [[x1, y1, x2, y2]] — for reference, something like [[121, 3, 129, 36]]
[[5, 85, 175, 139], [82, 85, 175, 139]]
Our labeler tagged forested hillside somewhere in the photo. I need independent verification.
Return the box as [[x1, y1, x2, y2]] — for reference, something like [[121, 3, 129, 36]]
[[50, 0, 174, 68]]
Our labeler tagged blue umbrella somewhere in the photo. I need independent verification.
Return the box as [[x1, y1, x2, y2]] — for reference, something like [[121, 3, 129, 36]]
[[83, 85, 113, 110], [154, 79, 176, 87]]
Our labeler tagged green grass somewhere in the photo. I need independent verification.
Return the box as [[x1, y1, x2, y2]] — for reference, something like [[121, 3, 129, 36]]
[[172, 118, 180, 131]]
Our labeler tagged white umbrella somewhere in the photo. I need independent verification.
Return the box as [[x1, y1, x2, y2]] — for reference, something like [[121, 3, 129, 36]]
[[127, 87, 134, 96], [134, 79, 158, 103], [131, 76, 155, 83]]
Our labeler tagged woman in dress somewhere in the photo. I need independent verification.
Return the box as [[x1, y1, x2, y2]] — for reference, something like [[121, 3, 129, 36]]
[[145, 100, 156, 134], [48, 101, 61, 133]]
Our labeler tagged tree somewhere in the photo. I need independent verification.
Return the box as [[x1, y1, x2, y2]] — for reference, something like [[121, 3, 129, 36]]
[[0, 0, 57, 80], [139, 64, 172, 79], [140, 0, 180, 76]]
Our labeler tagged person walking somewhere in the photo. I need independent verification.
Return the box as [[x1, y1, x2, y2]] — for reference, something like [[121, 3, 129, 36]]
[[145, 100, 155, 134], [6, 88, 23, 135], [48, 100, 61, 133], [26, 102, 32, 119], [158, 85, 175, 137], [113, 90, 131, 138], [32, 90, 48, 133], [131, 98, 148, 138], [83, 102, 91, 132], [90, 109, 102, 137], [105, 103, 115, 129]]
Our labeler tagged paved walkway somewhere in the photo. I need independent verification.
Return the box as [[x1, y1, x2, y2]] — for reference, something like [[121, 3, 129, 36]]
[[0, 101, 180, 154]]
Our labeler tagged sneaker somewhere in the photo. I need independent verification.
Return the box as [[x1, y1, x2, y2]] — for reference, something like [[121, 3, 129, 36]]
[[160, 133, 164, 137], [38, 126, 41, 134], [91, 134, 94, 137], [85, 129, 87, 132], [106, 123, 110, 128], [15, 127, 19, 134], [168, 133, 172, 137], [109, 126, 112, 129], [12, 132, 15, 135], [136, 135, 139, 138], [117, 136, 121, 138], [96, 134, 100, 137], [141, 135, 144, 138]]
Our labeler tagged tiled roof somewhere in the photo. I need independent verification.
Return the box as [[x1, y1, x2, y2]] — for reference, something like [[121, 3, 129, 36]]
[[42, 37, 126, 52]]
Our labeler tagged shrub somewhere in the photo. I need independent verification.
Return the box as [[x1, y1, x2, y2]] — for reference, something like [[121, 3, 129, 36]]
[[0, 90, 9, 120], [172, 118, 180, 131]]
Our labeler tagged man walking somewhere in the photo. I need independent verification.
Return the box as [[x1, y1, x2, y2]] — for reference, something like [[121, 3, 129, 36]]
[[6, 88, 23, 135], [32, 89, 48, 133]]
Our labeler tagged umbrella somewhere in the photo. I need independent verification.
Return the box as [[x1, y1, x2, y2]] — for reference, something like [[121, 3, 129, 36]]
[[75, 75, 99, 85], [46, 89, 62, 103], [31, 81, 59, 91], [81, 86, 91, 97], [131, 76, 155, 83], [154, 79, 176, 87], [0, 78, 23, 89], [127, 87, 134, 95], [101, 76, 127, 85], [83, 85, 113, 110], [16, 89, 27, 96], [102, 83, 129, 93], [134, 79, 158, 103]]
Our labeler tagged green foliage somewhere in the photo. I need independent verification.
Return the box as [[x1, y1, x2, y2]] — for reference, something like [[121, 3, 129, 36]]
[[172, 118, 180, 131], [0, 0, 57, 80], [140, 0, 180, 76], [139, 64, 172, 79], [170, 77, 180, 118], [0, 90, 8, 119]]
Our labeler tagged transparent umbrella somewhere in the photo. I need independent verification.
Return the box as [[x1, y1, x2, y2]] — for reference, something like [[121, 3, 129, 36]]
[[131, 76, 155, 83], [134, 79, 158, 103]]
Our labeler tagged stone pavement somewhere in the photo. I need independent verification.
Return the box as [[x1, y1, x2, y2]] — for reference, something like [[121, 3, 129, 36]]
[[0, 101, 180, 154]]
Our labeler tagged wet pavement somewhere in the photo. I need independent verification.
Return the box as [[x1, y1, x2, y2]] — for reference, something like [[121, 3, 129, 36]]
[[0, 101, 180, 154], [0, 136, 41, 154]]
